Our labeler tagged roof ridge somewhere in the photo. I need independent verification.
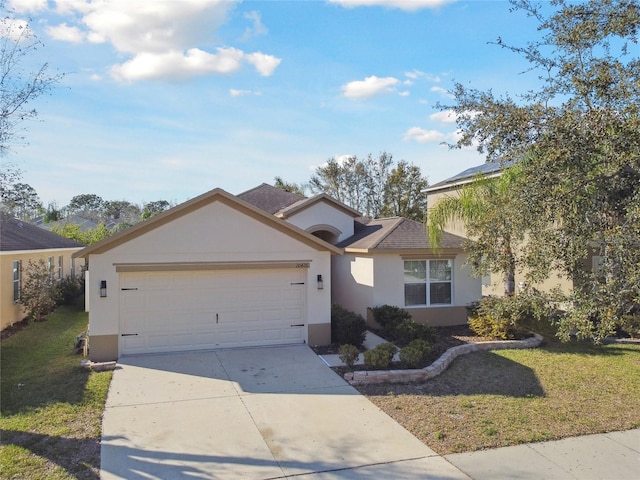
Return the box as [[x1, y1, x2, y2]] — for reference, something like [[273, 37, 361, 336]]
[[368, 217, 405, 249]]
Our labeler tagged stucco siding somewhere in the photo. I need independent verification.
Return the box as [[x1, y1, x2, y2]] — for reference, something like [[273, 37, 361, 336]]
[[286, 202, 355, 242], [331, 254, 374, 318], [84, 200, 332, 357], [1, 248, 83, 330]]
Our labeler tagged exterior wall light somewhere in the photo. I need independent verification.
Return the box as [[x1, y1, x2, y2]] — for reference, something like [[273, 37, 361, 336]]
[[100, 280, 107, 298], [317, 274, 324, 290]]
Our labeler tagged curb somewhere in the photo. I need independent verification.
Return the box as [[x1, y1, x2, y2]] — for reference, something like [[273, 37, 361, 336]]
[[344, 333, 544, 386]]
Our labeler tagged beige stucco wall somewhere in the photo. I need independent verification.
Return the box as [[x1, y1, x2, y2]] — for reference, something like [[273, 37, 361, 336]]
[[84, 200, 332, 359], [426, 188, 468, 239], [1, 248, 84, 330], [332, 251, 481, 325], [286, 202, 355, 242]]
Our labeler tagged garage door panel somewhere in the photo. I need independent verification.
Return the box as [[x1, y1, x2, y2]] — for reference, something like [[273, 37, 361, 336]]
[[119, 269, 306, 355]]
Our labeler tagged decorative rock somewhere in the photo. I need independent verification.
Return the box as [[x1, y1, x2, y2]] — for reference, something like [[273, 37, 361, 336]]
[[346, 333, 543, 386]]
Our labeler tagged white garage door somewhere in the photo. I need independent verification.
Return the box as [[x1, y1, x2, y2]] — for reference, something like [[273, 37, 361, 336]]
[[119, 269, 306, 355]]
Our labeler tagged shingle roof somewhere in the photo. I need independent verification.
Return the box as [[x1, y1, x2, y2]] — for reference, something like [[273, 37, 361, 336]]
[[428, 159, 515, 190], [237, 183, 305, 215], [337, 217, 466, 251], [1, 214, 85, 251]]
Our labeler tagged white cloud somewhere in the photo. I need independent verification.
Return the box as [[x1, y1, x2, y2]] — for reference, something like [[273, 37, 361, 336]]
[[111, 47, 251, 82], [47, 23, 85, 43], [0, 18, 31, 42], [7, 0, 47, 13], [399, 90, 410, 97], [431, 85, 454, 97], [405, 70, 441, 82], [242, 11, 268, 40], [342, 75, 399, 99], [430, 109, 458, 124], [230, 89, 262, 97], [403, 127, 446, 143], [328, 0, 454, 12], [41, 0, 282, 82], [246, 52, 281, 76]]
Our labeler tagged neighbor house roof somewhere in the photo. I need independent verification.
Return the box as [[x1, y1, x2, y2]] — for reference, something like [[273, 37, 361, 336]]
[[74, 188, 342, 258], [337, 217, 466, 253], [237, 183, 305, 215], [33, 215, 118, 232], [1, 213, 84, 252], [427, 159, 515, 192]]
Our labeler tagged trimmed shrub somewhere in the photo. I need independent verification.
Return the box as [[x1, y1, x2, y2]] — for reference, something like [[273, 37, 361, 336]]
[[468, 291, 554, 340], [331, 304, 367, 348], [370, 305, 435, 346], [363, 342, 397, 370], [371, 305, 411, 337], [338, 344, 359, 370], [399, 338, 432, 368]]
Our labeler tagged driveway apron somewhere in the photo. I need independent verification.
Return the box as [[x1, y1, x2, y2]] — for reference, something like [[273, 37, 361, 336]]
[[101, 345, 469, 479]]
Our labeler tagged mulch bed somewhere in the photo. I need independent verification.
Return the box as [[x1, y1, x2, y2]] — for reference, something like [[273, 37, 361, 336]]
[[313, 325, 495, 375]]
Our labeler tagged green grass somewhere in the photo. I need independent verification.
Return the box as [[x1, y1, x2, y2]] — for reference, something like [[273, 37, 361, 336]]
[[0, 304, 112, 479], [361, 338, 640, 454]]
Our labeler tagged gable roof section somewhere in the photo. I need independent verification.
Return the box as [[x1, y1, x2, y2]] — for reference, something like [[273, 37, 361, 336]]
[[237, 183, 305, 215], [338, 217, 466, 253], [276, 193, 361, 219], [1, 213, 84, 251], [427, 159, 515, 192], [74, 188, 342, 258]]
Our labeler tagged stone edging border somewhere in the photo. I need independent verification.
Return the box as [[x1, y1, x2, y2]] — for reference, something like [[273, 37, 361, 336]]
[[344, 333, 544, 386]]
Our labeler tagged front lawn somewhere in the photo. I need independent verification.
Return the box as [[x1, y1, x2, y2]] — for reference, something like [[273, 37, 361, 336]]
[[0, 304, 112, 480], [360, 337, 640, 454]]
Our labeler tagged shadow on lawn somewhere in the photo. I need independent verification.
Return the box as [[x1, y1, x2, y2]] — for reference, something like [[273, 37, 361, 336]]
[[0, 364, 92, 416], [361, 350, 546, 398], [1, 429, 100, 480]]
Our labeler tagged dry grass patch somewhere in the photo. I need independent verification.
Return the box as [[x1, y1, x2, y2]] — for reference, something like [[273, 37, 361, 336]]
[[359, 339, 640, 454]]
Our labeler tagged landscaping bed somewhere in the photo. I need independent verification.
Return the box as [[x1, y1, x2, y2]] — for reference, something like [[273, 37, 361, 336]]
[[357, 336, 640, 455]]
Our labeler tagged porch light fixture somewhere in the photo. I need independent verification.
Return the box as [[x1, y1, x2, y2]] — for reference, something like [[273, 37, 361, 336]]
[[100, 280, 107, 298], [317, 274, 324, 290]]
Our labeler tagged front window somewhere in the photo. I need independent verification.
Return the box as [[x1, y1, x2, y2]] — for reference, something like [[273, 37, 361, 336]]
[[404, 259, 453, 306], [57, 256, 63, 280], [13, 261, 21, 302]]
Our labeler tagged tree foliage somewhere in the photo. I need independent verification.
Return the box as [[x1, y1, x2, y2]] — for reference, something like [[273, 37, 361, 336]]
[[438, 0, 640, 341], [1, 6, 63, 154], [428, 168, 523, 295], [51, 222, 115, 245], [273, 176, 307, 196], [309, 152, 428, 220], [19, 258, 56, 321]]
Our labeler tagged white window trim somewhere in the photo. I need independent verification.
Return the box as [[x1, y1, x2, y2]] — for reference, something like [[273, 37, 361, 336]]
[[13, 260, 21, 303], [403, 259, 454, 307]]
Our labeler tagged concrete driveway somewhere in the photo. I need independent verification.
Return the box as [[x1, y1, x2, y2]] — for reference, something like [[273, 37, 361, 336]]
[[101, 345, 469, 479]]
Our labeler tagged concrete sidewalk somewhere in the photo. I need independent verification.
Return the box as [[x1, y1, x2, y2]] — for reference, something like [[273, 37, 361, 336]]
[[446, 429, 640, 480]]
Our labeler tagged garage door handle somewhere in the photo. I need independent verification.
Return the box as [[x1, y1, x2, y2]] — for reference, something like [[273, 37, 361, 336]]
[[290, 324, 304, 327], [290, 282, 304, 285], [121, 288, 138, 291], [121, 333, 138, 336]]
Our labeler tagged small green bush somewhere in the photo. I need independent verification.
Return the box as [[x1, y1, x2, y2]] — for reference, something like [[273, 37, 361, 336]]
[[468, 291, 554, 339], [331, 304, 367, 347], [370, 305, 435, 346], [53, 275, 83, 306], [620, 314, 640, 338], [363, 342, 397, 369], [338, 344, 360, 370], [399, 338, 432, 368], [371, 305, 411, 336]]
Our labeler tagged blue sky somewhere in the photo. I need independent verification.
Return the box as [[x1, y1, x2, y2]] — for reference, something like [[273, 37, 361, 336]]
[[5, 0, 546, 207]]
